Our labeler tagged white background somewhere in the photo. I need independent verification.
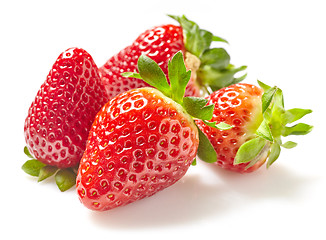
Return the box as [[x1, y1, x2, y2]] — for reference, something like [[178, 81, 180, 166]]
[[1, 0, 325, 239]]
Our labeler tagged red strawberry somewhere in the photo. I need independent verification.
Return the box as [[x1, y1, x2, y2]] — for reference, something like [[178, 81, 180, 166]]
[[76, 87, 198, 210], [76, 52, 225, 211], [23, 48, 109, 191], [99, 15, 246, 99], [196, 82, 313, 173]]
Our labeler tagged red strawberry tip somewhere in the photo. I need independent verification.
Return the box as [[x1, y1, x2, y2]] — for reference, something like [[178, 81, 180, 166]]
[[234, 80, 313, 169]]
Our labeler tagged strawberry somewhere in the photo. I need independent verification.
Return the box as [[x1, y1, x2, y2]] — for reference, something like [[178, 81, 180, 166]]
[[196, 82, 313, 173], [23, 47, 109, 191], [76, 52, 228, 211], [99, 15, 246, 99]]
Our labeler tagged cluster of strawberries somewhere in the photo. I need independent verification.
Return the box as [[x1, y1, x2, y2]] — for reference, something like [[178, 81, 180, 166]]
[[23, 15, 312, 211]]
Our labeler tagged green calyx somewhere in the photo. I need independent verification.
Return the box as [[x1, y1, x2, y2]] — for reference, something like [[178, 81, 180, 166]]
[[169, 14, 247, 92], [234, 80, 313, 169], [123, 52, 232, 164], [22, 146, 77, 191]]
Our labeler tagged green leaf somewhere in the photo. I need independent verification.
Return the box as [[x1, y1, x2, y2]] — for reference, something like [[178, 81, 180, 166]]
[[183, 97, 214, 120], [169, 14, 247, 90], [253, 80, 313, 169], [234, 137, 267, 165], [38, 165, 58, 182], [282, 108, 312, 124], [233, 72, 248, 84], [202, 120, 233, 130], [269, 88, 285, 128], [257, 80, 271, 91], [197, 127, 217, 163], [24, 146, 33, 158], [169, 14, 213, 57], [282, 123, 313, 136], [121, 72, 142, 79], [137, 54, 171, 96], [191, 158, 197, 166], [200, 48, 230, 70], [266, 142, 281, 168], [273, 88, 284, 109], [55, 169, 77, 192], [22, 159, 46, 177], [198, 64, 247, 91], [197, 29, 214, 56], [281, 141, 298, 149], [212, 35, 229, 44], [261, 86, 277, 113], [256, 119, 274, 142], [263, 107, 272, 122], [168, 51, 191, 103]]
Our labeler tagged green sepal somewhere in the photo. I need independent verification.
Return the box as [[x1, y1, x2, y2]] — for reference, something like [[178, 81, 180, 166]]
[[183, 97, 214, 120], [257, 80, 271, 91], [191, 158, 197, 166], [281, 141, 298, 149], [232, 69, 248, 84], [169, 14, 247, 91], [230, 80, 313, 169], [168, 14, 214, 57], [282, 123, 313, 136], [212, 35, 229, 44], [23, 147, 76, 191], [198, 64, 247, 92], [234, 137, 267, 165], [22, 159, 46, 177], [202, 120, 233, 130], [261, 86, 277, 113], [124, 52, 219, 123], [200, 48, 230, 70], [137, 54, 171, 97], [38, 165, 58, 182], [266, 142, 281, 168], [168, 51, 191, 104], [121, 72, 142, 79], [124, 52, 193, 106], [24, 146, 33, 158], [55, 169, 77, 192], [197, 127, 217, 163], [281, 108, 312, 125], [273, 88, 285, 109], [256, 119, 274, 142]]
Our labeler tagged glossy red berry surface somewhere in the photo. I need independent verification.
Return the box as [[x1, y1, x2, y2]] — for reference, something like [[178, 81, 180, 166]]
[[76, 87, 198, 211], [99, 24, 200, 99], [24, 48, 109, 168], [196, 83, 264, 173]]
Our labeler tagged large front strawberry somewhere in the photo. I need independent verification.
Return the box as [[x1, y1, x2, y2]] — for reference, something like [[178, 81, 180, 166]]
[[99, 15, 246, 99], [76, 52, 229, 211], [196, 82, 313, 173], [23, 48, 109, 191]]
